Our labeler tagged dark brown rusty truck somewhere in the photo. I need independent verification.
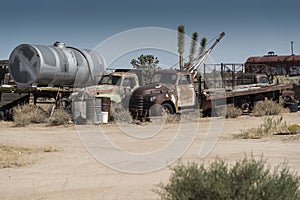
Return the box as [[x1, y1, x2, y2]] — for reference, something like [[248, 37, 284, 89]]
[[128, 32, 295, 120], [128, 69, 196, 119], [128, 69, 294, 120]]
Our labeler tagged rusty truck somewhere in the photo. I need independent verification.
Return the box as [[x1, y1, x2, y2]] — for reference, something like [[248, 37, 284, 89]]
[[70, 69, 142, 122], [128, 34, 295, 120], [128, 68, 294, 120]]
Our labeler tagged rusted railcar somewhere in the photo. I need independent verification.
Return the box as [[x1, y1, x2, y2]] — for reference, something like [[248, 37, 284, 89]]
[[245, 52, 300, 76], [245, 52, 300, 100]]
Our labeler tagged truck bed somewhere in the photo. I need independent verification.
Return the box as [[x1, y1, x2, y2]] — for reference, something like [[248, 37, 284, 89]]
[[205, 84, 294, 100]]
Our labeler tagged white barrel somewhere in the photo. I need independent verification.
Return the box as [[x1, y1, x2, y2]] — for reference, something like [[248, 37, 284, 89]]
[[101, 111, 109, 123]]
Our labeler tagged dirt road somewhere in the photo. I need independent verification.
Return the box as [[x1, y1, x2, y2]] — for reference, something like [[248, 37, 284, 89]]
[[0, 112, 300, 200]]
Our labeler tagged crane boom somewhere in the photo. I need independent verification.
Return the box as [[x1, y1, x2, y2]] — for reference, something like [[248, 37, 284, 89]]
[[188, 32, 225, 79]]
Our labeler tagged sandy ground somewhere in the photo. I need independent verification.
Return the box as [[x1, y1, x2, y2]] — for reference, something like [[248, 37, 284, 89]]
[[0, 112, 300, 200]]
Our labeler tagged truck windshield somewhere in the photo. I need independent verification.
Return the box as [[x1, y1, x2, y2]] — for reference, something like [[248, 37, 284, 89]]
[[151, 73, 177, 84], [99, 75, 121, 85]]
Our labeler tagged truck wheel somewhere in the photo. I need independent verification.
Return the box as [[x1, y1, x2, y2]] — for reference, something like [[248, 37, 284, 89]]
[[162, 103, 174, 115]]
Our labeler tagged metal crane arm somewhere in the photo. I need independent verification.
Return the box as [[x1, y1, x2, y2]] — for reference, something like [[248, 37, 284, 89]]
[[188, 32, 225, 79]]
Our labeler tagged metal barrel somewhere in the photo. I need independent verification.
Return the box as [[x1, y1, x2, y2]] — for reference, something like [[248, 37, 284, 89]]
[[71, 99, 86, 125], [100, 97, 111, 123], [86, 98, 102, 124], [285, 102, 298, 113]]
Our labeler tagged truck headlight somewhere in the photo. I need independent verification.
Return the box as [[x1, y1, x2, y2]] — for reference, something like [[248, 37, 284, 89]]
[[149, 96, 156, 102], [121, 94, 126, 100]]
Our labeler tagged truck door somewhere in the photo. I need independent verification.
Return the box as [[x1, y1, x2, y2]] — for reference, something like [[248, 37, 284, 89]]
[[176, 74, 195, 108], [122, 76, 137, 93]]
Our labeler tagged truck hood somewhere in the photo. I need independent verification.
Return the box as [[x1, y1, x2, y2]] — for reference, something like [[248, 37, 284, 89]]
[[85, 85, 119, 95], [70, 85, 122, 103], [133, 83, 175, 96]]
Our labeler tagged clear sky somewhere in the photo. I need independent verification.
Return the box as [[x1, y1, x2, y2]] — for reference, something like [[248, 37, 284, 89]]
[[1, 0, 300, 67]]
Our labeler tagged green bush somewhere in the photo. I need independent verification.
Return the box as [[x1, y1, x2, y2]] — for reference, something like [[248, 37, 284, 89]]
[[156, 156, 300, 200], [47, 109, 71, 126], [253, 100, 283, 117], [288, 124, 300, 134]]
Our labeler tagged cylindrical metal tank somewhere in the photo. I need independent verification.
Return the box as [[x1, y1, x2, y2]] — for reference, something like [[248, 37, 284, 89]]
[[72, 99, 87, 124], [8, 42, 104, 87]]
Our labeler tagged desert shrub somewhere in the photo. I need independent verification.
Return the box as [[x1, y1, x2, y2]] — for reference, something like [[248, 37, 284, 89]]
[[288, 124, 300, 134], [238, 116, 288, 139], [13, 104, 48, 127], [113, 108, 133, 123], [30, 106, 49, 123], [47, 109, 71, 126], [156, 156, 300, 200], [212, 105, 227, 117], [253, 99, 282, 117], [212, 105, 242, 118], [225, 104, 242, 118]]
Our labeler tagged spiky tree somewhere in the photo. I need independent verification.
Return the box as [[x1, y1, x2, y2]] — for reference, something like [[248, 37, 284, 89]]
[[177, 25, 185, 70], [189, 32, 198, 65], [199, 37, 207, 58], [130, 54, 160, 84]]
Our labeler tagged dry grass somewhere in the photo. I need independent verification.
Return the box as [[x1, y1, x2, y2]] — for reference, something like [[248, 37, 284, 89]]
[[0, 144, 34, 168], [13, 104, 72, 127], [235, 116, 300, 139], [13, 104, 49, 127], [47, 109, 72, 126], [252, 100, 286, 117], [225, 104, 242, 118], [0, 143, 59, 169]]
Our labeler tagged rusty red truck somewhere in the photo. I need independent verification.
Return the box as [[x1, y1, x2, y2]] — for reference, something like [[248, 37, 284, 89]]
[[127, 33, 296, 121], [128, 68, 294, 120]]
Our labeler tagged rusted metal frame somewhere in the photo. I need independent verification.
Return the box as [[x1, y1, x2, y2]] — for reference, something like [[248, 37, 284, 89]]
[[207, 84, 293, 101]]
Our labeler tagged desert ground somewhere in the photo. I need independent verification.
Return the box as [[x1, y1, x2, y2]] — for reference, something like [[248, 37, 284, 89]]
[[0, 112, 300, 200]]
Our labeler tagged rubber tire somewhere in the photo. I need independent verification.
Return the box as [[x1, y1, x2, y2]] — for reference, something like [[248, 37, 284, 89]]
[[161, 103, 174, 115]]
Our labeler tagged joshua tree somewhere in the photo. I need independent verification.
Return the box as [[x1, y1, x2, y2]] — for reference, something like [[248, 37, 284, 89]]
[[199, 37, 207, 58], [189, 32, 199, 65], [177, 25, 185, 70], [130, 54, 160, 84]]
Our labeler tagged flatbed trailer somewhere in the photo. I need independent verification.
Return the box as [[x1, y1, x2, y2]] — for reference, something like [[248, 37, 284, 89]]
[[200, 83, 294, 113], [0, 85, 75, 120]]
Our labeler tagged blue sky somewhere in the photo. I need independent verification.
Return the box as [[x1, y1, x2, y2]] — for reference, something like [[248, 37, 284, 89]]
[[1, 0, 300, 68]]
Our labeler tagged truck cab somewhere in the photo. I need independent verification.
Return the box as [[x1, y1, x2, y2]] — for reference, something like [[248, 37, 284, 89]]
[[236, 73, 270, 85], [129, 69, 195, 120], [95, 72, 139, 102], [70, 71, 139, 113]]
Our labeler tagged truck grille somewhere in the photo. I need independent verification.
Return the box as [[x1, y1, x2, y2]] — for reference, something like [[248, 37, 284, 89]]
[[129, 94, 144, 112]]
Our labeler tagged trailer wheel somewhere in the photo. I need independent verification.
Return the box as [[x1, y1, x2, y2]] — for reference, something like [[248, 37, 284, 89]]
[[57, 97, 71, 111]]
